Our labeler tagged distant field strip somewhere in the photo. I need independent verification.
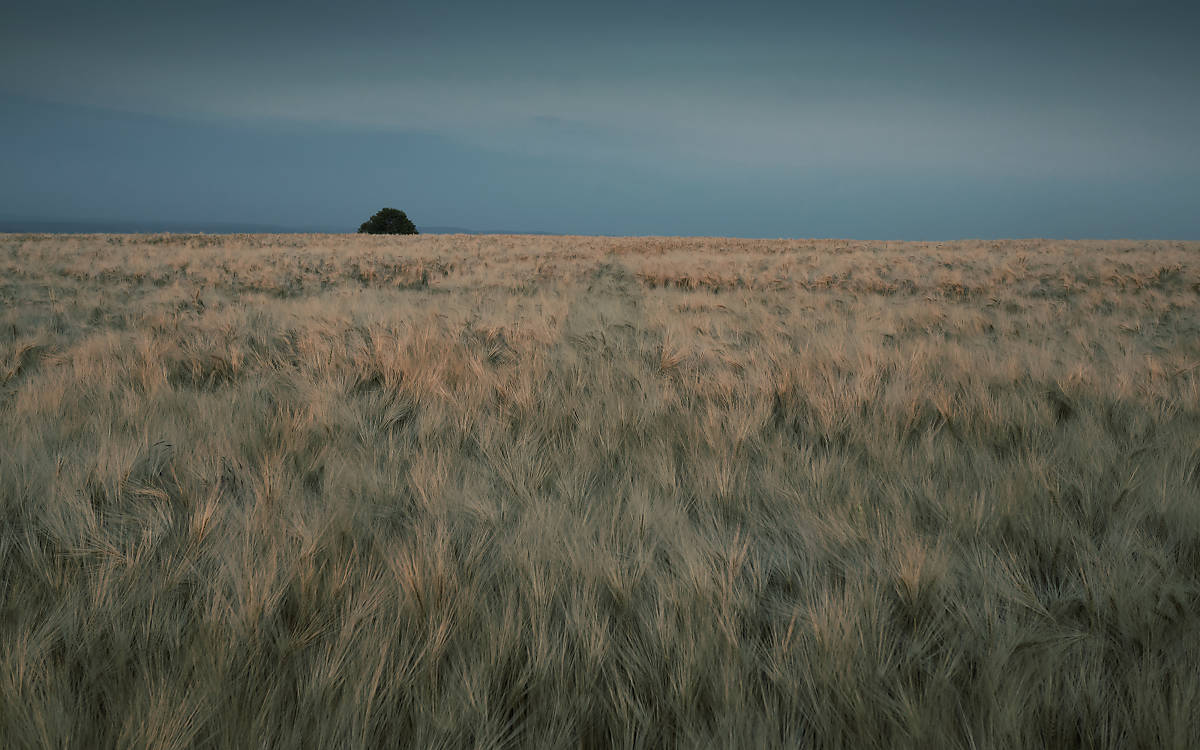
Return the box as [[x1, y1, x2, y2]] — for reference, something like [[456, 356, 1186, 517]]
[[1, 234, 1199, 748]]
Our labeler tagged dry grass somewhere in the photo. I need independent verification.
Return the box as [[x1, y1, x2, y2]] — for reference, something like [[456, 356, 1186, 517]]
[[1, 232, 1199, 748]]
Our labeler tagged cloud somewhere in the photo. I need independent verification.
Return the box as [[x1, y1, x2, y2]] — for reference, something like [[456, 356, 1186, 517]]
[[0, 0, 1197, 236]]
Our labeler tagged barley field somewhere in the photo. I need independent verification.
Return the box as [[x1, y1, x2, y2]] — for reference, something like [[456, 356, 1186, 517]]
[[2, 233, 1199, 748]]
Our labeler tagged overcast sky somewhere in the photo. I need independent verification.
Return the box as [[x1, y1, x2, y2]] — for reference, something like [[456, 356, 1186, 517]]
[[2, 0, 1197, 237]]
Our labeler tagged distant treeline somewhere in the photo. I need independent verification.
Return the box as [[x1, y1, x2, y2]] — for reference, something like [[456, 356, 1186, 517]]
[[0, 220, 556, 235]]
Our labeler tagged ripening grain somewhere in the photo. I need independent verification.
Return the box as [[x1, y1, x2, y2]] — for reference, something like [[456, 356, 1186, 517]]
[[1, 233, 1199, 747]]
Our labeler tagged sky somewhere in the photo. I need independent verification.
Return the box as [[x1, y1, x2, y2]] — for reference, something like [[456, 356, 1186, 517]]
[[1, 0, 1198, 238]]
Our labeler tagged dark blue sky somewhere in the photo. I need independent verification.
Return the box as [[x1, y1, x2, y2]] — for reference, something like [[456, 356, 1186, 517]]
[[2, 0, 1197, 237]]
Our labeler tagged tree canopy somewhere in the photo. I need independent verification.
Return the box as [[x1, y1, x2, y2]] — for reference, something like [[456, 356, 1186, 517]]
[[358, 208, 418, 235]]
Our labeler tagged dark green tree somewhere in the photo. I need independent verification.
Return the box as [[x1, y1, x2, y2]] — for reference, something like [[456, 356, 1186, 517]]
[[358, 208, 418, 235]]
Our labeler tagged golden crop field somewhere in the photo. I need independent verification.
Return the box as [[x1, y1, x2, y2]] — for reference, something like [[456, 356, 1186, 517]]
[[2, 233, 1199, 747]]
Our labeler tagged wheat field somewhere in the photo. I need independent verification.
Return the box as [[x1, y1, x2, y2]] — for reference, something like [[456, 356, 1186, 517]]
[[1, 233, 1199, 748]]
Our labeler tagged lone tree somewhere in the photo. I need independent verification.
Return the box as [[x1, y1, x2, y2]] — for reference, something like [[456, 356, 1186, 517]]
[[358, 208, 418, 235]]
